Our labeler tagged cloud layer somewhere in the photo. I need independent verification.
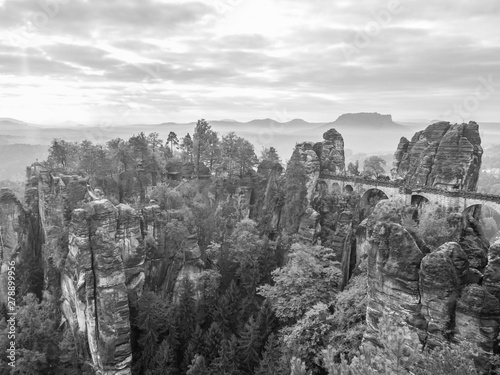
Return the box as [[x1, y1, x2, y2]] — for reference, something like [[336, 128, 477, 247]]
[[1, 0, 499, 124]]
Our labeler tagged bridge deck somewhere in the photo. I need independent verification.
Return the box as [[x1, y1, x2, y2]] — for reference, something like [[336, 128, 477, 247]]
[[319, 173, 500, 205]]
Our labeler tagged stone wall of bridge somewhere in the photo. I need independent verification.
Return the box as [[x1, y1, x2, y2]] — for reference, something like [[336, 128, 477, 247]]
[[319, 173, 500, 214], [318, 174, 409, 204]]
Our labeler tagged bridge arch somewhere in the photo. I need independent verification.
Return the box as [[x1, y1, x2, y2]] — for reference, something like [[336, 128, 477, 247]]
[[411, 194, 430, 207], [360, 188, 389, 220], [344, 184, 354, 194]]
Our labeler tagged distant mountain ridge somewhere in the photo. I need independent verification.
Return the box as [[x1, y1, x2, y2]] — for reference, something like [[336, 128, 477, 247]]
[[0, 113, 404, 132]]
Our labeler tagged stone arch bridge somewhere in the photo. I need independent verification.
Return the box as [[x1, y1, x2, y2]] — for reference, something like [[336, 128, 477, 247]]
[[319, 173, 500, 214]]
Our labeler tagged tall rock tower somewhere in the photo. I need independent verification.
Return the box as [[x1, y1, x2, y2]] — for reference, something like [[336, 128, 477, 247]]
[[392, 121, 483, 191]]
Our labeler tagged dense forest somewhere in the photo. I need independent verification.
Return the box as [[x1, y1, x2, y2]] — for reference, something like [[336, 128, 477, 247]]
[[1, 120, 499, 375]]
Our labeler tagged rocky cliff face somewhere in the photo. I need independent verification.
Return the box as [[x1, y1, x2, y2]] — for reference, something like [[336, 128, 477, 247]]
[[62, 199, 133, 375], [362, 200, 500, 357], [290, 129, 358, 288], [0, 189, 34, 304], [294, 129, 346, 204], [0, 164, 206, 374], [392, 121, 483, 191]]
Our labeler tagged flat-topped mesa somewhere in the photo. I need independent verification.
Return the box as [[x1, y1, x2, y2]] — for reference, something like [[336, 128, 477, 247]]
[[392, 121, 483, 191]]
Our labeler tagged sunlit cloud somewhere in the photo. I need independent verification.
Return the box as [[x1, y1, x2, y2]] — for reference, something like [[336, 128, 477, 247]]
[[0, 0, 498, 124]]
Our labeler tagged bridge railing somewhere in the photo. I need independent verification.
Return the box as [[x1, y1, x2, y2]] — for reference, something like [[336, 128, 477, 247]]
[[319, 173, 500, 203]]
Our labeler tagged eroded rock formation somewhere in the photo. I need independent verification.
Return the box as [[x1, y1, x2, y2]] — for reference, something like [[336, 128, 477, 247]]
[[1, 164, 204, 374], [0, 189, 33, 304], [62, 199, 132, 375], [364, 220, 424, 346], [392, 121, 483, 191], [291, 129, 358, 288], [362, 200, 500, 356]]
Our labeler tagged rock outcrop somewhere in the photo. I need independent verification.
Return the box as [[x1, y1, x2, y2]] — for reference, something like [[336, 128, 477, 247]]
[[392, 122, 483, 191], [313, 128, 345, 174], [291, 129, 357, 285], [294, 129, 346, 204], [483, 241, 500, 301], [294, 141, 321, 205], [455, 285, 500, 354], [62, 200, 132, 375], [362, 200, 500, 357], [419, 242, 467, 348], [0, 189, 33, 304], [364, 220, 424, 346], [8, 164, 197, 375]]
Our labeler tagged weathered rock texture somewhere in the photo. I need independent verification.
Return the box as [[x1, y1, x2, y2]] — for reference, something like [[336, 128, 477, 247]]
[[9, 164, 166, 374], [294, 129, 346, 204], [392, 122, 483, 191], [455, 285, 500, 353], [364, 220, 424, 346], [290, 129, 366, 289], [313, 128, 345, 174], [362, 201, 500, 356], [294, 141, 321, 205], [62, 200, 132, 375], [484, 241, 500, 301], [0, 189, 33, 304], [290, 129, 361, 288]]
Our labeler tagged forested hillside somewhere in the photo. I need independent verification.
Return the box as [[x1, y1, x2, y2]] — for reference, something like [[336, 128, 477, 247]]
[[1, 121, 499, 375]]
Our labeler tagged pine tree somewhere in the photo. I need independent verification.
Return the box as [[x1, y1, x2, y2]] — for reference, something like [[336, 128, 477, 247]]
[[186, 354, 208, 375], [176, 277, 197, 346], [255, 334, 287, 375], [204, 322, 223, 364], [133, 292, 172, 373], [208, 335, 241, 375], [151, 340, 179, 375], [167, 131, 179, 155], [182, 325, 205, 372], [213, 280, 241, 335], [237, 316, 261, 374], [255, 299, 277, 355]]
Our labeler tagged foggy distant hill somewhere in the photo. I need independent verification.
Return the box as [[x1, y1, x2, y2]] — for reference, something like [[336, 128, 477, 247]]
[[0, 113, 411, 155], [2, 114, 499, 181], [327, 112, 405, 130]]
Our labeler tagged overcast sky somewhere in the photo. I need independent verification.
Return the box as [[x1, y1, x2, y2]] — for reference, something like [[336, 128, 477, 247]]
[[1, 0, 499, 125]]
